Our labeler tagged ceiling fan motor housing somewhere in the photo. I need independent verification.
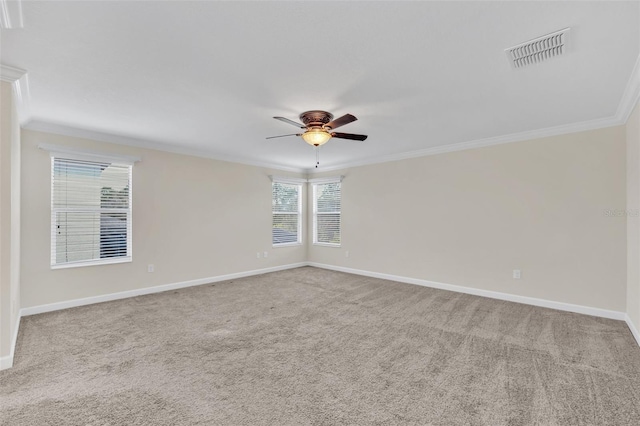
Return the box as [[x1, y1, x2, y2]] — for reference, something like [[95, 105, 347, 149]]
[[300, 110, 334, 129]]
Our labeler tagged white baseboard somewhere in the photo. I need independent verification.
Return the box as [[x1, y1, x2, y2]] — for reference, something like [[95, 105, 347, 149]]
[[17, 261, 631, 322], [20, 262, 307, 317], [0, 312, 22, 370], [307, 262, 628, 322], [10, 261, 639, 368], [626, 314, 640, 347], [0, 354, 13, 370]]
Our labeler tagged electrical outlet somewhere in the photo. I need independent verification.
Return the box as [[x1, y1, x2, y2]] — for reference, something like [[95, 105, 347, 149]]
[[257, 252, 261, 259], [345, 251, 350, 258], [263, 251, 268, 258], [148, 264, 155, 273], [513, 269, 521, 279]]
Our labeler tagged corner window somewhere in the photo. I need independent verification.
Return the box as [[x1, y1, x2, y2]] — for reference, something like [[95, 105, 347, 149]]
[[272, 180, 302, 246], [51, 157, 132, 268], [312, 180, 341, 246]]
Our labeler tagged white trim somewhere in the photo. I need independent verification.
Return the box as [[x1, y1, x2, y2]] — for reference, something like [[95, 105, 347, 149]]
[[0, 0, 9, 29], [10, 313, 21, 363], [51, 256, 132, 270], [0, 0, 22, 29], [13, 51, 640, 175], [0, 355, 12, 370], [21, 84, 639, 176], [272, 242, 303, 248], [617, 55, 640, 124], [38, 143, 142, 164], [307, 115, 624, 173], [0, 311, 22, 370], [25, 120, 307, 173], [312, 242, 341, 248], [0, 64, 30, 125], [21, 111, 632, 176], [308, 175, 344, 184], [307, 262, 627, 321], [307, 53, 640, 174], [269, 175, 307, 184], [7, 262, 638, 371], [20, 263, 307, 317], [626, 314, 640, 348], [28, 109, 632, 176], [0, 64, 25, 83]]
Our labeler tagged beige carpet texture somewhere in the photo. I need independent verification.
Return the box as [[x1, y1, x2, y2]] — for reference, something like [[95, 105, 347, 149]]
[[1, 267, 640, 425]]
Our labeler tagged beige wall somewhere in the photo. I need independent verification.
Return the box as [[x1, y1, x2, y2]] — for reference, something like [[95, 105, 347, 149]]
[[628, 102, 640, 328], [309, 126, 627, 312], [20, 130, 306, 308], [14, 118, 634, 319], [0, 80, 21, 362]]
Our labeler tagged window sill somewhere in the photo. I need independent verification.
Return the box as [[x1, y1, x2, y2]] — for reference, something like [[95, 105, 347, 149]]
[[51, 256, 132, 270], [313, 243, 341, 248], [272, 242, 303, 248]]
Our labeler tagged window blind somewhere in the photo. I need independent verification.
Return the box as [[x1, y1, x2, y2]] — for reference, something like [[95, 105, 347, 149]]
[[313, 181, 341, 245], [272, 181, 301, 245], [51, 157, 132, 267]]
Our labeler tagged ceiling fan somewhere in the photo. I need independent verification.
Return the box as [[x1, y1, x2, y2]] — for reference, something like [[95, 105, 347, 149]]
[[267, 110, 368, 146]]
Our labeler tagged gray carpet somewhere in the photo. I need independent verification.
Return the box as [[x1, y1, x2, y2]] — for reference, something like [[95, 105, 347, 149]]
[[2, 266, 640, 425]]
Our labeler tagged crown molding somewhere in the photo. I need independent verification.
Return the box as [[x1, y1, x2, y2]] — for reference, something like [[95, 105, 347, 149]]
[[306, 53, 640, 174], [0, 0, 23, 29], [25, 112, 626, 177], [616, 54, 640, 123], [23, 120, 307, 173], [1, 64, 30, 125], [17, 51, 640, 175], [0, 64, 25, 82], [306, 115, 624, 173], [308, 176, 343, 184], [38, 143, 142, 164], [269, 175, 307, 184]]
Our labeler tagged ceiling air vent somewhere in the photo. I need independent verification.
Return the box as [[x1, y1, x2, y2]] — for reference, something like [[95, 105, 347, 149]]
[[505, 28, 571, 69]]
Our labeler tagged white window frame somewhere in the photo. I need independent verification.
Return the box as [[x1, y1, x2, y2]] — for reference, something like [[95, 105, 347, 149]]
[[41, 144, 140, 269], [271, 176, 304, 248], [311, 176, 342, 247]]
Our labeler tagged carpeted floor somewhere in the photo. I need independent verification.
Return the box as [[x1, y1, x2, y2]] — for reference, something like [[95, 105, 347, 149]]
[[1, 266, 640, 425]]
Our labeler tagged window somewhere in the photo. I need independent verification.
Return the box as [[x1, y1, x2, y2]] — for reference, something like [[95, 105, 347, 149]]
[[313, 179, 341, 246], [272, 180, 302, 246], [51, 156, 132, 268]]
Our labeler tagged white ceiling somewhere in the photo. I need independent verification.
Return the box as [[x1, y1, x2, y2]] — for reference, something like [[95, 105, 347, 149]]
[[1, 1, 639, 172]]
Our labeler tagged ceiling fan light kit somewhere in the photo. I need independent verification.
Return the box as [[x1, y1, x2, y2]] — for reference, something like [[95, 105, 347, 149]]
[[301, 128, 332, 146]]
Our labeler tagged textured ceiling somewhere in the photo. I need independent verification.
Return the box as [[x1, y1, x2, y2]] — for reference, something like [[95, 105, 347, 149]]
[[1, 1, 639, 171]]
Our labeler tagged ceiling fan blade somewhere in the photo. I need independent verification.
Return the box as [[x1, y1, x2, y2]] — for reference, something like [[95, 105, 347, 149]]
[[273, 116, 306, 128], [331, 132, 368, 141], [266, 133, 300, 139], [325, 114, 357, 130]]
